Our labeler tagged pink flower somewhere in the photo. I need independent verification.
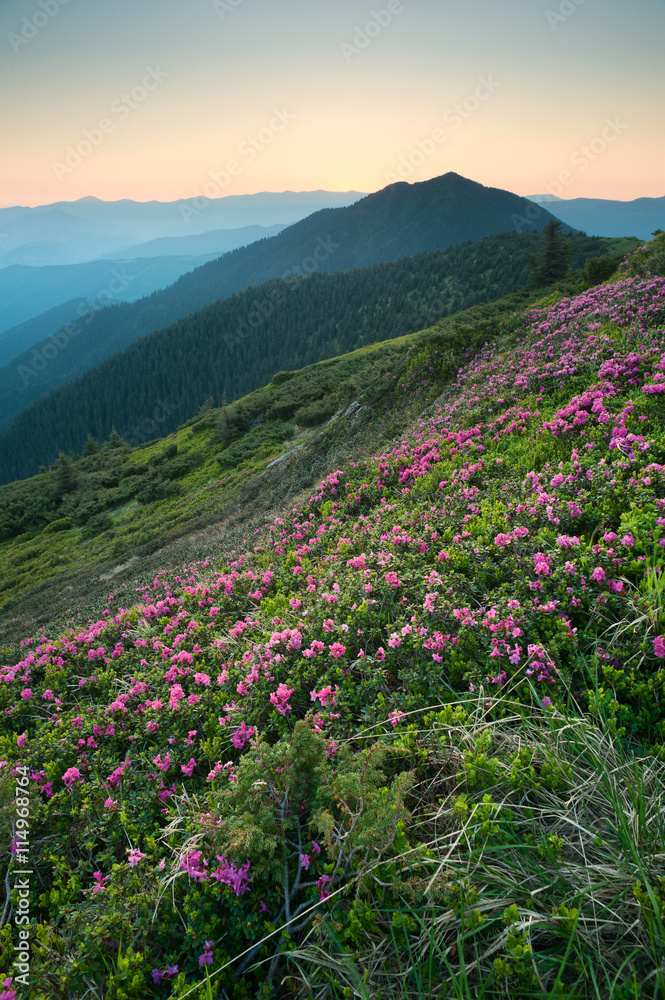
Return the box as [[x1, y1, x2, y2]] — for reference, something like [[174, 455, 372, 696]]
[[198, 941, 214, 967], [194, 672, 210, 687], [388, 710, 406, 726], [494, 533, 512, 547], [230, 722, 256, 749], [590, 567, 606, 584], [168, 684, 185, 710], [92, 871, 109, 893], [62, 767, 83, 788], [107, 760, 131, 786], [270, 684, 295, 715], [211, 857, 251, 895], [329, 642, 346, 659], [556, 535, 580, 549], [310, 685, 337, 707], [0, 976, 17, 1000], [316, 874, 333, 901], [181, 758, 197, 777], [424, 592, 438, 612], [653, 636, 665, 658], [533, 553, 552, 577], [127, 848, 146, 868]]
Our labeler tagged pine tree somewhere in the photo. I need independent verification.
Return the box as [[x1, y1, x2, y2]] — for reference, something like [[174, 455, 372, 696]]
[[55, 451, 78, 496], [107, 429, 124, 450], [528, 221, 572, 287], [83, 434, 99, 456]]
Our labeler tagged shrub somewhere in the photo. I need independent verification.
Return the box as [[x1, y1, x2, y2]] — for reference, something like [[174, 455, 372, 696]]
[[294, 394, 341, 427], [81, 513, 114, 538], [41, 516, 72, 535]]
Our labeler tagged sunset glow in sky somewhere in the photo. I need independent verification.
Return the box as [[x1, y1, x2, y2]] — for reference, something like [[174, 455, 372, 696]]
[[1, 0, 663, 207]]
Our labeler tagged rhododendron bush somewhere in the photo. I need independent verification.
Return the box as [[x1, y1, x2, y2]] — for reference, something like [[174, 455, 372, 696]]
[[1, 239, 665, 997]]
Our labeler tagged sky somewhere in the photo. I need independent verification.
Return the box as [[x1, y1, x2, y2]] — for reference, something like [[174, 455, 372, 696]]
[[1, 0, 664, 208]]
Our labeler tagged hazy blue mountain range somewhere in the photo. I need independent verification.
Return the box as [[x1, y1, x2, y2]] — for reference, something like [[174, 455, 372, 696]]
[[0, 299, 111, 368], [0, 190, 365, 267], [93, 223, 287, 260], [0, 254, 220, 335], [527, 194, 664, 240]]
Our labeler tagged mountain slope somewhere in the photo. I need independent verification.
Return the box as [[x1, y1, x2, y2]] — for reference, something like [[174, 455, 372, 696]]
[[0, 298, 111, 367], [0, 173, 570, 426], [0, 231, 630, 483], [0, 236, 664, 999]]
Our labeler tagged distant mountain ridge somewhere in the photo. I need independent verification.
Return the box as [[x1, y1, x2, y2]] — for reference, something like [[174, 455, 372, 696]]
[[0, 190, 365, 267], [527, 194, 664, 240], [93, 223, 287, 261]]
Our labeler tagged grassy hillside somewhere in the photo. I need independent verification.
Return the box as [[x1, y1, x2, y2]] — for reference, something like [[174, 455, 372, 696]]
[[0, 173, 571, 435], [0, 235, 664, 999], [0, 231, 634, 484]]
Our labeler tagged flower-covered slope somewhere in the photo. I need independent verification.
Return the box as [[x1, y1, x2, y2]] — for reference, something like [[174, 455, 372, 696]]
[[1, 245, 665, 997]]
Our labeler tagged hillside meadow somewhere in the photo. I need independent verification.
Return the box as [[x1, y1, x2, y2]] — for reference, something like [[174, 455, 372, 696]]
[[0, 234, 664, 998]]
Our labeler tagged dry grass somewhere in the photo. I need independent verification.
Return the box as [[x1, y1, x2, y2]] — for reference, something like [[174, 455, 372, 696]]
[[281, 700, 665, 999]]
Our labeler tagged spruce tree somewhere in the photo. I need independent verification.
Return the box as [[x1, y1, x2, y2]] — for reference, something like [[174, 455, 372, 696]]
[[55, 451, 78, 496], [528, 220, 572, 287], [107, 429, 124, 450], [83, 434, 99, 456]]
